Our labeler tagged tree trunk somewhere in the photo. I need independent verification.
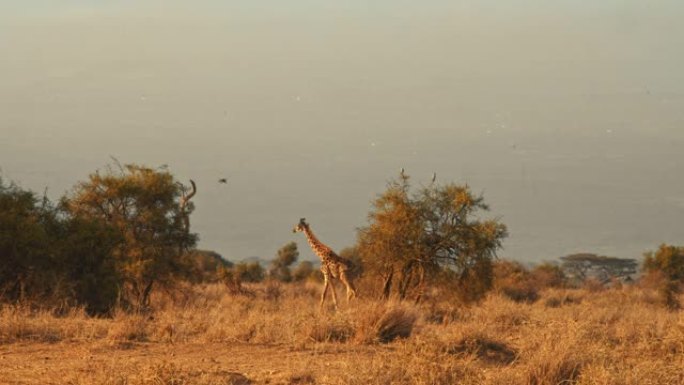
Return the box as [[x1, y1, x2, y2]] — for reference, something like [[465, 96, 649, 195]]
[[414, 265, 426, 304], [140, 281, 154, 312], [398, 261, 415, 300], [381, 269, 394, 300]]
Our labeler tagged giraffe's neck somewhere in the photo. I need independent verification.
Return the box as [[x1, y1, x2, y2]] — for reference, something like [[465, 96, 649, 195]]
[[302, 226, 332, 261]]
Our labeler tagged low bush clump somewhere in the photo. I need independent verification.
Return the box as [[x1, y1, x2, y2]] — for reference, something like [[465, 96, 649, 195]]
[[544, 293, 581, 308], [355, 304, 418, 344]]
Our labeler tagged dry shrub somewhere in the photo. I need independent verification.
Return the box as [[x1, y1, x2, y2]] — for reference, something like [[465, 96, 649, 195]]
[[659, 280, 681, 311], [529, 263, 566, 288], [107, 313, 149, 342], [370, 307, 417, 343], [422, 302, 460, 325], [500, 284, 539, 303], [216, 268, 256, 299], [355, 304, 418, 344], [543, 296, 563, 308], [445, 334, 517, 365], [307, 318, 354, 342], [493, 260, 539, 303], [639, 270, 667, 290], [638, 271, 682, 310], [262, 281, 283, 302]]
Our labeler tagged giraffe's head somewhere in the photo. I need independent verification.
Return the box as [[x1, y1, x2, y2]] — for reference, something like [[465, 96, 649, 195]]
[[292, 218, 309, 233]]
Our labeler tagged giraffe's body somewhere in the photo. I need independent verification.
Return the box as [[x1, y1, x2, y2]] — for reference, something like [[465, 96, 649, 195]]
[[293, 218, 357, 308]]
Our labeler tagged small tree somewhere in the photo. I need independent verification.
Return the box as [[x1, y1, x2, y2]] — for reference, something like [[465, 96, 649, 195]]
[[357, 172, 507, 302], [643, 244, 684, 310], [56, 215, 122, 314], [234, 262, 265, 283], [492, 260, 539, 303], [339, 246, 364, 278], [292, 261, 315, 282], [530, 262, 566, 288], [0, 178, 121, 314], [63, 163, 197, 310], [269, 242, 299, 282], [643, 244, 684, 281], [0, 178, 54, 302]]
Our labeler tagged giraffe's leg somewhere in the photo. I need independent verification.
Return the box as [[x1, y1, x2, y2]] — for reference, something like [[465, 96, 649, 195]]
[[329, 278, 339, 309], [340, 272, 357, 301], [320, 276, 330, 309]]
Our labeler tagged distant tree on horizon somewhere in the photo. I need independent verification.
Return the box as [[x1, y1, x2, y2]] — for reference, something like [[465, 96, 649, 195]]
[[560, 253, 637, 284], [183, 249, 232, 283], [292, 260, 316, 282], [234, 261, 265, 283], [269, 242, 299, 282]]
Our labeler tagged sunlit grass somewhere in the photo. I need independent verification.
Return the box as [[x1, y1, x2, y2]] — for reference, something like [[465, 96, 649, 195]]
[[1, 283, 683, 384]]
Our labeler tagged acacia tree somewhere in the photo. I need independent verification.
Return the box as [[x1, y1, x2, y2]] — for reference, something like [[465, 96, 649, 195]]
[[63, 164, 197, 310], [560, 253, 637, 284], [357, 172, 507, 302]]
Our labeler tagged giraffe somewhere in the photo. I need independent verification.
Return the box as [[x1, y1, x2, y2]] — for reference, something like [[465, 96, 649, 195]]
[[293, 218, 357, 309]]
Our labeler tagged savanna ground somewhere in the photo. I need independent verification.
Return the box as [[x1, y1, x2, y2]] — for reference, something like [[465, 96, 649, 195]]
[[1, 282, 683, 385]]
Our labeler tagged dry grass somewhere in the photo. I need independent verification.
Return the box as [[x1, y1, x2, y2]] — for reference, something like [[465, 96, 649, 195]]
[[1, 283, 684, 384], [354, 303, 418, 344]]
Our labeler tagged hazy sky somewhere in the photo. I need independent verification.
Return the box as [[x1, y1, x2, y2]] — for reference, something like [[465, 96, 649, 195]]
[[2, 1, 684, 263]]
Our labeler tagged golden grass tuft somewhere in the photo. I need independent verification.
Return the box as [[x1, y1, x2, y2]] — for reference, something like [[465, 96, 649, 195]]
[[354, 303, 418, 344], [523, 350, 583, 385], [106, 313, 149, 343]]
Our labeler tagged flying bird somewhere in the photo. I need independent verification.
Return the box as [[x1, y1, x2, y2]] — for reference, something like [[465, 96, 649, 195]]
[[431, 172, 437, 183], [218, 178, 228, 184]]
